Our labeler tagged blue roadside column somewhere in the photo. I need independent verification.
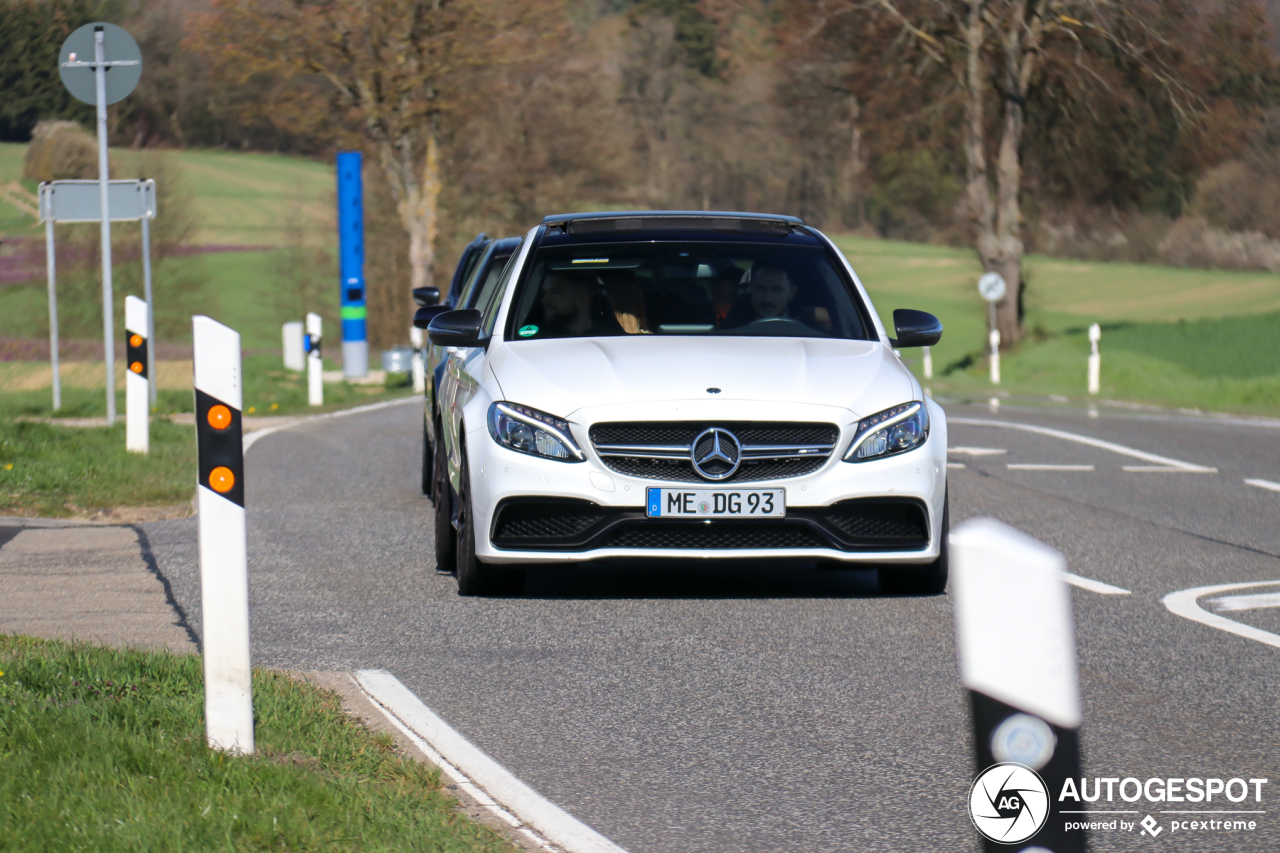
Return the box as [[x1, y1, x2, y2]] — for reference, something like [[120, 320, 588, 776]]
[[337, 151, 368, 378]]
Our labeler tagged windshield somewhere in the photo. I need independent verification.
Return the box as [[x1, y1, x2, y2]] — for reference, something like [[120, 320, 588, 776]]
[[507, 241, 872, 341]]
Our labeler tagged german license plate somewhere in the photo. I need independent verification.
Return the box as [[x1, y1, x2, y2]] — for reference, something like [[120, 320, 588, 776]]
[[646, 488, 785, 518]]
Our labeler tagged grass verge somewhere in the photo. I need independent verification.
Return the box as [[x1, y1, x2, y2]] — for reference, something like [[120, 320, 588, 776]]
[[0, 419, 196, 518], [0, 635, 514, 852]]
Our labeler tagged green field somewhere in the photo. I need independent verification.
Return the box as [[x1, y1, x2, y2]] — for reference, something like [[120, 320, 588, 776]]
[[835, 235, 1280, 414], [0, 141, 332, 246], [2, 140, 1279, 414]]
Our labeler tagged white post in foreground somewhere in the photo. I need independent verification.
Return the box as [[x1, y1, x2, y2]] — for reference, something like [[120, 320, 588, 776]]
[[124, 296, 149, 453], [951, 519, 1084, 853], [410, 325, 425, 394], [1087, 323, 1101, 396], [193, 315, 254, 754], [922, 345, 933, 380], [282, 321, 305, 372], [306, 312, 323, 406], [988, 329, 1001, 385]]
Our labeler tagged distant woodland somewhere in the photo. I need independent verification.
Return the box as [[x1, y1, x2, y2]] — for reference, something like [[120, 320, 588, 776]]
[[5, 0, 1280, 344]]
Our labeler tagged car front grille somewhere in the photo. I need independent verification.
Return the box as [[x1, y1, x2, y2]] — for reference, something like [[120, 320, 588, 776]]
[[488, 497, 929, 552], [589, 421, 839, 484]]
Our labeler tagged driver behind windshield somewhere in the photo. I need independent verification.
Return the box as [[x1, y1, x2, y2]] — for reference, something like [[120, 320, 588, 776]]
[[747, 265, 797, 320]]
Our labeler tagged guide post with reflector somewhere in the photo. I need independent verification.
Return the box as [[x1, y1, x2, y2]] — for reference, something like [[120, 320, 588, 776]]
[[951, 518, 1084, 853], [192, 315, 254, 754], [410, 325, 425, 394], [306, 312, 323, 406], [125, 295, 148, 453]]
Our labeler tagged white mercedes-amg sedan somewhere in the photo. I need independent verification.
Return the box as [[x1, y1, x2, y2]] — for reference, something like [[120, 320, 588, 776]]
[[419, 211, 948, 596]]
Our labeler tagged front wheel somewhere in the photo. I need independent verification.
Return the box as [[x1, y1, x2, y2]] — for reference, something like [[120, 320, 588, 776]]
[[433, 424, 456, 574], [878, 493, 948, 596], [455, 446, 525, 597]]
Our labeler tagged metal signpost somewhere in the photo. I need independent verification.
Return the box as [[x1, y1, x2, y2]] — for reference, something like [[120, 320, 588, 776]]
[[337, 151, 368, 378], [39, 179, 156, 413], [59, 22, 142, 423]]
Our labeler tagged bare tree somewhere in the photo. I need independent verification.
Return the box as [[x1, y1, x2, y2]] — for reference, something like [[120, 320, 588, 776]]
[[199, 0, 526, 303], [807, 0, 1192, 344]]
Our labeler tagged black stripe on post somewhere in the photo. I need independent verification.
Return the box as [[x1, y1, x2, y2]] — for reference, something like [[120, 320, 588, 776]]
[[195, 387, 244, 507], [971, 690, 1086, 853], [126, 332, 148, 379]]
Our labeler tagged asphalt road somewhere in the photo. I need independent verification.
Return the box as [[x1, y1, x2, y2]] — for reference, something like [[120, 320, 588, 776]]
[[142, 398, 1280, 852]]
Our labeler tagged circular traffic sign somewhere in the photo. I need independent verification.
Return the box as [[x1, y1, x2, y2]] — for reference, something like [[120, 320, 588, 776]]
[[59, 23, 142, 106], [977, 271, 1007, 303]]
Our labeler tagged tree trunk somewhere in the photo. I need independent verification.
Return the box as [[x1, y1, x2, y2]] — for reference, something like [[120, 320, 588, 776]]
[[377, 132, 440, 311]]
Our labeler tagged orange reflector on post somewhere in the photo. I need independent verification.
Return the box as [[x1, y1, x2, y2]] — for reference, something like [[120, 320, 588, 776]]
[[129, 334, 143, 348], [130, 362, 144, 374], [209, 466, 236, 493], [207, 404, 232, 430]]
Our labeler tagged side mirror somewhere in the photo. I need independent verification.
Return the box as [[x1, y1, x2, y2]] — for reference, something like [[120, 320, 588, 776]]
[[427, 309, 487, 348], [413, 286, 441, 307], [413, 305, 450, 330], [890, 309, 943, 348]]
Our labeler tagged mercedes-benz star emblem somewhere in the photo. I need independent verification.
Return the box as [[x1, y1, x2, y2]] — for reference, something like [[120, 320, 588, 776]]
[[691, 428, 741, 481]]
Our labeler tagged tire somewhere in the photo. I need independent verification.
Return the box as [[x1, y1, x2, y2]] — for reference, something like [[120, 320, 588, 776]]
[[455, 445, 525, 597], [433, 423, 457, 574], [878, 493, 949, 596], [421, 413, 433, 496]]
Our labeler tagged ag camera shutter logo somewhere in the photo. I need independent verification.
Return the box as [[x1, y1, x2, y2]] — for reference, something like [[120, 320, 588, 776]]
[[969, 762, 1051, 844]]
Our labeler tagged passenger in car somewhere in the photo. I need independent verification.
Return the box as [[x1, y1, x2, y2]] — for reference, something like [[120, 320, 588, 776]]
[[600, 269, 650, 334], [538, 271, 623, 337]]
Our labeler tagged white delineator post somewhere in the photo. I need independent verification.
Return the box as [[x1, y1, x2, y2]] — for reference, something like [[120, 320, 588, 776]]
[[922, 345, 933, 380], [410, 325, 426, 394], [988, 329, 1001, 385], [951, 519, 1085, 853], [124, 295, 149, 453], [306, 312, 323, 406], [282, 321, 305, 372], [1087, 323, 1101, 396], [192, 315, 254, 754], [93, 27, 116, 425]]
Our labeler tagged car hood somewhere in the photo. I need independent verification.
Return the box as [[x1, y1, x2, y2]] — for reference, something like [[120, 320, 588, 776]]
[[486, 335, 916, 421]]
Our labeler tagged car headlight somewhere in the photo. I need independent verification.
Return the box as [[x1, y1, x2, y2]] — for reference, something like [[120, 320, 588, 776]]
[[843, 401, 929, 462], [487, 402, 585, 462]]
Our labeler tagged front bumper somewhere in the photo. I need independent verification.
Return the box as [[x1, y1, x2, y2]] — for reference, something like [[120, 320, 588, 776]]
[[466, 407, 948, 565]]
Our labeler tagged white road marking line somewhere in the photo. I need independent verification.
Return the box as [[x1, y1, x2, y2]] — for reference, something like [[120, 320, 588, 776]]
[[243, 395, 418, 452], [1210, 592, 1280, 612], [1064, 573, 1131, 595], [1162, 581, 1280, 650], [355, 670, 628, 853], [950, 417, 1217, 472], [1122, 465, 1218, 473], [1007, 464, 1095, 471], [949, 446, 1007, 456], [1245, 478, 1280, 493], [947, 462, 967, 469]]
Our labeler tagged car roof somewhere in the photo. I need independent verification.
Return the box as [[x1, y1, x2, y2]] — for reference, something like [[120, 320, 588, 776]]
[[541, 211, 805, 238]]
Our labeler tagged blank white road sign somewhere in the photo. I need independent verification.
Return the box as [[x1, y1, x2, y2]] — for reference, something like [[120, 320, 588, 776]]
[[39, 179, 156, 223]]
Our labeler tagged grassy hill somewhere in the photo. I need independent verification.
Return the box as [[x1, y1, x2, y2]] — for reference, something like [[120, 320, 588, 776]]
[[1, 140, 1278, 414]]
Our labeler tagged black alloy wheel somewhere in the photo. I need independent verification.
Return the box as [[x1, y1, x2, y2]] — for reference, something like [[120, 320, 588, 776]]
[[433, 422, 457, 574], [455, 442, 525, 597], [878, 491, 949, 596]]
